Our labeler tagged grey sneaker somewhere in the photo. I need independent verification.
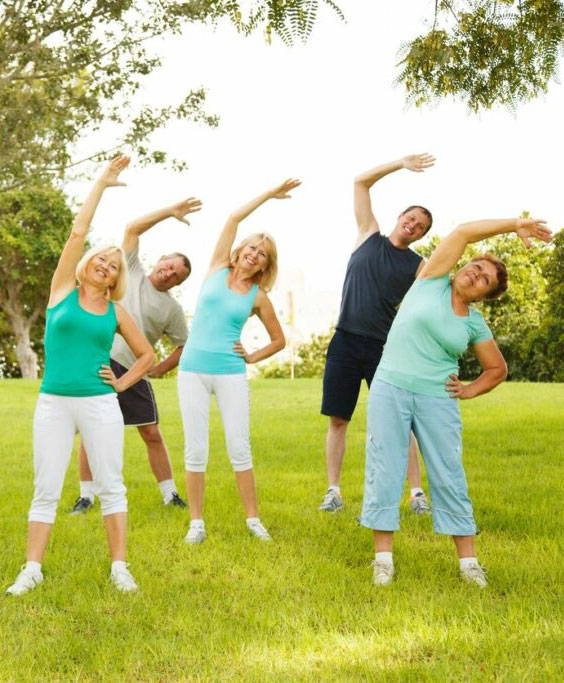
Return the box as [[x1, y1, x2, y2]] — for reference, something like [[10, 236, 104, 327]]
[[246, 519, 272, 542], [185, 524, 206, 544], [460, 562, 487, 588], [371, 559, 395, 586], [69, 496, 94, 515], [6, 565, 43, 596], [409, 492, 430, 515], [318, 488, 344, 512], [110, 564, 138, 593]]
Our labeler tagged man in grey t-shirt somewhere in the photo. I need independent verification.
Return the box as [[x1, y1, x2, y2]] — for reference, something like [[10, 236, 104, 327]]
[[70, 197, 202, 512]]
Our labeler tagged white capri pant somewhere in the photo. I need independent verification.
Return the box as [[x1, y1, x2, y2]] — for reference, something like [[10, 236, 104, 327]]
[[29, 393, 126, 523], [177, 371, 252, 473]]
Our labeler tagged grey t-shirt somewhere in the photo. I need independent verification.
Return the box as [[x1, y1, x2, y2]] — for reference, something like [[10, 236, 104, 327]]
[[111, 247, 188, 369]]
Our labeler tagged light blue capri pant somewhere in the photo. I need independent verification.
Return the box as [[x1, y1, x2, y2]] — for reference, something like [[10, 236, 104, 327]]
[[360, 379, 476, 536]]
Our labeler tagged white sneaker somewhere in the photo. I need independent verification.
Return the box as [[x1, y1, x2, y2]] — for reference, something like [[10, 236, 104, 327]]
[[6, 565, 43, 596], [371, 559, 395, 586], [460, 562, 487, 588], [318, 488, 344, 512], [185, 524, 207, 544], [409, 492, 430, 515], [246, 519, 272, 542], [110, 564, 138, 593]]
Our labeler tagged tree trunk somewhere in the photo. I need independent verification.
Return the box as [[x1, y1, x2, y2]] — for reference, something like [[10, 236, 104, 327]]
[[11, 314, 38, 379]]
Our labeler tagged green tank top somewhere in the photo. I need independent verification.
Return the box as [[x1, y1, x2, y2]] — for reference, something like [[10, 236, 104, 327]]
[[40, 288, 118, 396]]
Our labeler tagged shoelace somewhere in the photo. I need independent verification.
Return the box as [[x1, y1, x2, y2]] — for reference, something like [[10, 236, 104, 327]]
[[370, 560, 393, 581], [11, 567, 40, 592]]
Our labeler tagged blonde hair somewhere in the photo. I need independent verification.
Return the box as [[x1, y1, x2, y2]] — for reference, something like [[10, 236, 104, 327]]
[[230, 232, 278, 292], [75, 245, 128, 301]]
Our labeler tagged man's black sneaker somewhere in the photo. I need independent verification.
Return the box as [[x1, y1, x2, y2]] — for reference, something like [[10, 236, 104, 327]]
[[69, 497, 94, 515], [167, 492, 187, 508]]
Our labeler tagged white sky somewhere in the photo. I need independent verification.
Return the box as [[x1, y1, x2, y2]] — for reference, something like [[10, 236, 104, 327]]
[[78, 0, 564, 317]]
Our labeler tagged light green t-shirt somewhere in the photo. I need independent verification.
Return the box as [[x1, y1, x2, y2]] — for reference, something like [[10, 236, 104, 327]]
[[111, 248, 188, 370], [376, 275, 493, 397]]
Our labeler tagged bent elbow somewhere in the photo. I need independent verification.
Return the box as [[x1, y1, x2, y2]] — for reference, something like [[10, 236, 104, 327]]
[[276, 334, 286, 352]]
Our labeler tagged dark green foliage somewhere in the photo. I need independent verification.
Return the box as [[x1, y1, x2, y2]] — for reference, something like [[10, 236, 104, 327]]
[[0, 186, 73, 376], [397, 1, 564, 111]]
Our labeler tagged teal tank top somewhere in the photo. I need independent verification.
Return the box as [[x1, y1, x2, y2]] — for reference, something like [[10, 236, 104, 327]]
[[179, 267, 259, 374], [40, 288, 118, 396]]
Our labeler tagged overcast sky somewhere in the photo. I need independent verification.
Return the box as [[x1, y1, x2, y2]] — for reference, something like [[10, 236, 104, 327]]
[[75, 0, 564, 315]]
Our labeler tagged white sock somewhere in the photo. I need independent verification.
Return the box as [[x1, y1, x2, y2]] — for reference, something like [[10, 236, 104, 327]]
[[80, 481, 95, 502], [375, 552, 393, 566], [246, 517, 260, 527], [25, 561, 42, 576], [411, 487, 424, 497], [328, 485, 341, 495], [459, 557, 478, 570], [190, 518, 204, 528], [111, 560, 127, 574], [158, 479, 176, 504]]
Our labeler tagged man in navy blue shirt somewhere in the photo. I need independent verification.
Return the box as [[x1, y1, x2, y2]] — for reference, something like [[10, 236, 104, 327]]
[[319, 153, 435, 513]]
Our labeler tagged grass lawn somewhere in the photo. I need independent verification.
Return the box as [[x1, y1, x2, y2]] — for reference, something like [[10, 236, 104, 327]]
[[1, 378, 563, 681]]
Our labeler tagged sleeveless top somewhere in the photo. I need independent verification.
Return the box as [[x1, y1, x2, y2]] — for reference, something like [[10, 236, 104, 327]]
[[40, 288, 118, 396], [336, 232, 422, 341], [179, 267, 259, 375], [376, 276, 493, 397]]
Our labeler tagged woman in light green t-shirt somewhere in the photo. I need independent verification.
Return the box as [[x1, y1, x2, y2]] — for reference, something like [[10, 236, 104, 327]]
[[360, 217, 552, 588]]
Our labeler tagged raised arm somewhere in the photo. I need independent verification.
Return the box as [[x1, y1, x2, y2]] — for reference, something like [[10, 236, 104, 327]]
[[122, 197, 202, 253], [233, 291, 285, 364], [354, 153, 435, 244], [49, 156, 130, 306], [207, 179, 301, 275], [418, 218, 552, 280]]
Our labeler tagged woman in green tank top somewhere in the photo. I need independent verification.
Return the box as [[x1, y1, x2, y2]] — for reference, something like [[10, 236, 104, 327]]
[[6, 157, 154, 598]]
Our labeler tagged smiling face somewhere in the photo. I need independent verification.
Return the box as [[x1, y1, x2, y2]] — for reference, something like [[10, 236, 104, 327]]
[[390, 207, 432, 247], [453, 259, 500, 302], [238, 240, 269, 275], [149, 256, 190, 292], [85, 251, 121, 291]]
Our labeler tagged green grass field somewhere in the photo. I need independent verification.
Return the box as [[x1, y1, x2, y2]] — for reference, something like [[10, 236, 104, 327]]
[[1, 379, 563, 681]]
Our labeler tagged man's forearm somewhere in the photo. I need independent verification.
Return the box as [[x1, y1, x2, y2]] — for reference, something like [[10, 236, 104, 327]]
[[126, 206, 174, 237], [354, 158, 405, 189], [150, 345, 183, 377]]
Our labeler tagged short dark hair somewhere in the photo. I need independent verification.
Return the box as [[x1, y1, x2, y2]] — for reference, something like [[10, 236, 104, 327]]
[[160, 252, 191, 277], [470, 253, 508, 300], [401, 205, 433, 234]]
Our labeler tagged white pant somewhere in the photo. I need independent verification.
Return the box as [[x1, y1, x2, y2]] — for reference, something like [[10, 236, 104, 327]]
[[177, 371, 252, 473], [29, 393, 126, 523]]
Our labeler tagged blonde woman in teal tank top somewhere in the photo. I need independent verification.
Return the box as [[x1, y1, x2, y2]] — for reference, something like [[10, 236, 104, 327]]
[[6, 157, 154, 597], [178, 178, 300, 544]]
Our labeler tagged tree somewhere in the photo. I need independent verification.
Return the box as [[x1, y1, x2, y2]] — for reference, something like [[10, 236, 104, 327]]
[[528, 229, 564, 381], [0, 186, 73, 378], [258, 327, 333, 378], [0, 0, 344, 192], [398, 0, 564, 111]]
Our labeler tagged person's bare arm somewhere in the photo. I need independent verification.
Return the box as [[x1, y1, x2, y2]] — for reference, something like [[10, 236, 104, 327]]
[[418, 218, 552, 281], [233, 291, 285, 363], [354, 153, 435, 246], [49, 156, 129, 307], [207, 179, 301, 276], [99, 306, 154, 391], [445, 340, 507, 399], [122, 198, 202, 253], [148, 345, 183, 378]]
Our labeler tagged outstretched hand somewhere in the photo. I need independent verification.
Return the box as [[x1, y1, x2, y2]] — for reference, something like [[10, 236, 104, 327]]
[[99, 155, 130, 188], [170, 197, 203, 225], [402, 153, 435, 173], [515, 218, 552, 248], [269, 178, 301, 199]]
